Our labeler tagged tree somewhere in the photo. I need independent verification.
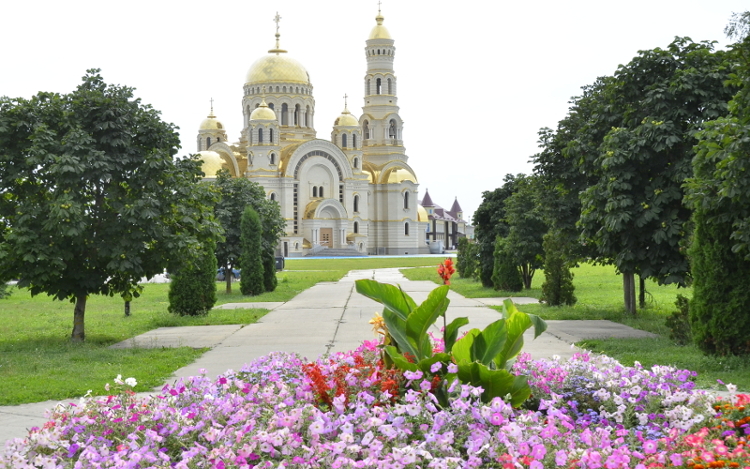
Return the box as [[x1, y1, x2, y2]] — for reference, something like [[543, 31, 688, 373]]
[[492, 236, 523, 292], [503, 174, 546, 289], [168, 238, 218, 316], [473, 174, 521, 287], [540, 229, 577, 306], [240, 206, 265, 296], [455, 237, 478, 280], [686, 23, 750, 355], [213, 170, 283, 294], [0, 70, 221, 341]]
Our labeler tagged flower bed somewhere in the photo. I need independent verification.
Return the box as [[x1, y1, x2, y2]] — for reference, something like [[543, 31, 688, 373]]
[[3, 341, 748, 468]]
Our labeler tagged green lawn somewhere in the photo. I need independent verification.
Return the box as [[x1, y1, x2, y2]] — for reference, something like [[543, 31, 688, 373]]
[[401, 263, 750, 391], [2, 258, 747, 404]]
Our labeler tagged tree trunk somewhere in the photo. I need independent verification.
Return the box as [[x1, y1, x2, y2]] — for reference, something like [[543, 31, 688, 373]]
[[225, 263, 232, 294], [124, 300, 131, 317], [71, 294, 86, 342], [623, 273, 636, 315], [639, 276, 646, 309]]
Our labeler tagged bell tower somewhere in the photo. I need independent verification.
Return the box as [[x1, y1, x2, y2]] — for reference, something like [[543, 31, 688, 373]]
[[360, 7, 406, 166]]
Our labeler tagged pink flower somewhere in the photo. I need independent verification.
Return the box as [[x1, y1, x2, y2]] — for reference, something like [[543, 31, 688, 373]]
[[489, 412, 504, 425], [642, 439, 658, 454]]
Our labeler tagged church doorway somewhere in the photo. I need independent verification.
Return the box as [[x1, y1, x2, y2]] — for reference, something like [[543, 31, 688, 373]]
[[320, 228, 333, 247]]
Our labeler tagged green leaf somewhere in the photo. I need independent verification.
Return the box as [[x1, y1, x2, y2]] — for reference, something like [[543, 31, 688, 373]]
[[355, 279, 416, 321], [406, 285, 449, 360], [444, 316, 469, 353], [451, 328, 480, 365], [456, 361, 531, 406], [382, 309, 419, 360], [384, 345, 418, 372], [471, 319, 508, 367]]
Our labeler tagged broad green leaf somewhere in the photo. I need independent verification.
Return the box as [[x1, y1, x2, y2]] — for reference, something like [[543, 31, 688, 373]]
[[495, 310, 530, 370], [415, 353, 452, 375], [355, 279, 416, 321], [456, 361, 531, 406], [382, 309, 419, 360], [406, 285, 449, 360], [471, 319, 508, 367], [444, 316, 469, 353], [527, 313, 548, 339], [384, 345, 418, 372], [451, 328, 480, 365]]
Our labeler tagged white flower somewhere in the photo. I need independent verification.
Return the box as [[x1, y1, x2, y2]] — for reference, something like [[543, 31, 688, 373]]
[[114, 374, 123, 385], [124, 377, 137, 387]]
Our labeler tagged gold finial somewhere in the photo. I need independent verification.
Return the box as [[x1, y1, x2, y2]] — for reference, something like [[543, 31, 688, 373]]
[[269, 11, 288, 54], [343, 93, 349, 111], [208, 97, 215, 118], [376, 1, 384, 24], [378, 1, 382, 15]]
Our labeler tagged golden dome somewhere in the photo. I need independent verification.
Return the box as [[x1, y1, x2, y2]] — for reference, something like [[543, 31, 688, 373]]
[[197, 151, 225, 177], [250, 98, 277, 121], [199, 111, 223, 131], [417, 204, 429, 222], [384, 167, 418, 184], [369, 13, 392, 40], [246, 53, 310, 85], [334, 104, 359, 127]]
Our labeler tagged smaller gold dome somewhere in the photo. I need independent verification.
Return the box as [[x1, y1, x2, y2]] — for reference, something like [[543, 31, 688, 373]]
[[250, 99, 277, 121], [199, 111, 223, 131], [384, 167, 418, 184], [417, 204, 429, 222], [197, 151, 225, 177], [334, 104, 359, 127], [369, 13, 392, 40]]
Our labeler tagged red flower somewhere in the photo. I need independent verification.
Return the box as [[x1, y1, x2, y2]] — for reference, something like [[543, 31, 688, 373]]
[[438, 258, 456, 285]]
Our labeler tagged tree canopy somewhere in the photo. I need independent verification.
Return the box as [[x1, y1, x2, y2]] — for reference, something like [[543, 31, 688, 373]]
[[0, 69, 221, 341]]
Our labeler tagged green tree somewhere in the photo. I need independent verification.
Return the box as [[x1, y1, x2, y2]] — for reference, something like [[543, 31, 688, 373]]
[[0, 70, 221, 342], [455, 237, 477, 279], [492, 236, 523, 292], [540, 229, 577, 306], [686, 23, 750, 355], [240, 206, 265, 296], [473, 174, 520, 287], [168, 238, 218, 316], [213, 170, 283, 294], [504, 175, 546, 289]]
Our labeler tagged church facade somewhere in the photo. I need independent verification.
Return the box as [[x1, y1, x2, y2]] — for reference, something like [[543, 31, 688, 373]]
[[196, 11, 429, 257]]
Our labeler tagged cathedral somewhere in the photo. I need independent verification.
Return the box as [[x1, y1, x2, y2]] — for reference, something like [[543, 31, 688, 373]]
[[196, 10, 430, 257]]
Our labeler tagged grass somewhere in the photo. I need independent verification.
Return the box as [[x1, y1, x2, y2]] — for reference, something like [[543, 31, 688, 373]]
[[401, 262, 750, 391], [0, 257, 441, 405]]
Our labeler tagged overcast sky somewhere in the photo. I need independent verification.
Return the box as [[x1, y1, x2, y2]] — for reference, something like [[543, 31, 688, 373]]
[[2, 0, 746, 222]]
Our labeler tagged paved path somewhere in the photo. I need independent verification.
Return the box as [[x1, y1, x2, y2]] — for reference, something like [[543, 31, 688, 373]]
[[0, 268, 657, 448]]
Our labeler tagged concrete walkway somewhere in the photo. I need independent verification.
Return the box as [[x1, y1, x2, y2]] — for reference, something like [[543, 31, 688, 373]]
[[0, 268, 657, 448]]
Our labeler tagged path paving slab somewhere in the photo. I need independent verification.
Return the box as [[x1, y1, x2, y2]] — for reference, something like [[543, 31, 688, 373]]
[[109, 325, 243, 349]]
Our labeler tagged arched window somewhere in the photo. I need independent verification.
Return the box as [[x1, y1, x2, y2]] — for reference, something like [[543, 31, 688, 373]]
[[354, 221, 359, 234], [313, 186, 318, 197], [206, 137, 211, 148], [270, 153, 275, 165], [404, 222, 410, 236], [319, 186, 324, 198], [387, 78, 392, 94], [352, 134, 357, 148], [342, 134, 348, 148], [404, 191, 409, 209], [281, 103, 289, 125], [376, 78, 382, 95], [283, 86, 287, 93], [270, 192, 276, 201], [305, 106, 310, 127], [389, 119, 397, 139], [258, 128, 263, 144], [294, 104, 300, 126], [363, 121, 370, 139], [268, 103, 275, 110], [367, 79, 371, 95], [353, 158, 359, 170], [353, 194, 359, 212]]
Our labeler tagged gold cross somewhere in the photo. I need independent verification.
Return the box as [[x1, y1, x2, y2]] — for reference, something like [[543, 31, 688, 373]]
[[343, 93, 348, 107], [377, 1, 382, 14], [274, 12, 282, 34]]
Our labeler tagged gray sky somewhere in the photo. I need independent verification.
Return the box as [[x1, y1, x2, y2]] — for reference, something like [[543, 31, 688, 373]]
[[2, 0, 746, 222]]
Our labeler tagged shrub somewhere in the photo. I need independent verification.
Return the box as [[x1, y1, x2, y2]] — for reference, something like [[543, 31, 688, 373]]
[[168, 238, 217, 316], [492, 236, 523, 292], [666, 294, 692, 345], [262, 250, 277, 292], [240, 206, 265, 296], [540, 229, 577, 306], [455, 237, 477, 279]]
